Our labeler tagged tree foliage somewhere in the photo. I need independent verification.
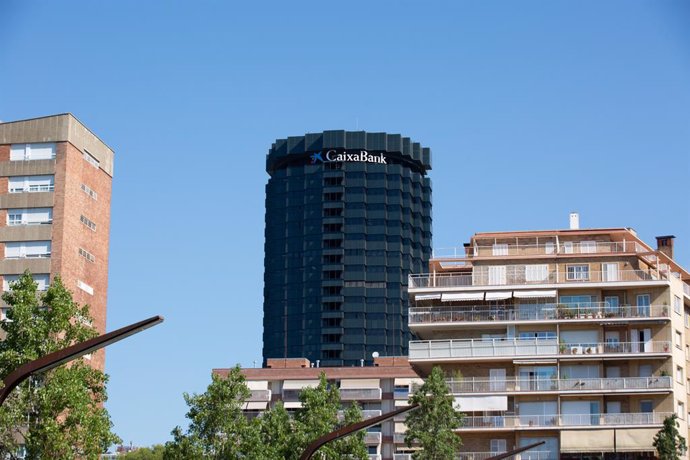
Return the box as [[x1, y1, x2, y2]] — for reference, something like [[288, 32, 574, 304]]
[[120, 444, 165, 459], [405, 366, 463, 460], [165, 369, 368, 460], [654, 414, 688, 460], [0, 271, 120, 459]]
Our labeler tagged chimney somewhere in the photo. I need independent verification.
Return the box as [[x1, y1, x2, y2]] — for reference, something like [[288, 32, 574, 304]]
[[656, 235, 675, 260], [569, 212, 580, 230]]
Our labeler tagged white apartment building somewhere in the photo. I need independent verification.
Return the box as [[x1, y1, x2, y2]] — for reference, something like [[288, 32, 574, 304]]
[[407, 223, 690, 459]]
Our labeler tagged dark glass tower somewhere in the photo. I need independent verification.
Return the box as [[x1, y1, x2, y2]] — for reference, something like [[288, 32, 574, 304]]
[[263, 131, 432, 367]]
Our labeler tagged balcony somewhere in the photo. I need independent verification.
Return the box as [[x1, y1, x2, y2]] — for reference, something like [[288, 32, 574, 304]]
[[456, 453, 551, 460], [340, 388, 382, 401], [247, 389, 271, 401], [434, 241, 647, 259], [409, 303, 668, 325], [684, 282, 690, 298], [364, 431, 382, 444], [408, 338, 671, 361], [337, 409, 382, 421], [409, 268, 665, 290], [458, 412, 671, 430], [431, 376, 673, 394]]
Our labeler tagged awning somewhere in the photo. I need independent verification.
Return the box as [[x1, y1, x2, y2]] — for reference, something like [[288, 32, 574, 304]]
[[415, 294, 441, 301], [246, 380, 268, 390], [395, 400, 411, 407], [243, 401, 268, 410], [484, 291, 512, 301], [340, 379, 380, 389], [394, 378, 424, 386], [282, 380, 319, 390], [283, 401, 303, 409], [441, 292, 484, 302], [513, 290, 557, 299]]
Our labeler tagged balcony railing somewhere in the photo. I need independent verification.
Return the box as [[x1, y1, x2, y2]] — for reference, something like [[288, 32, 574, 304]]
[[434, 241, 647, 259], [432, 376, 673, 394], [364, 432, 382, 444], [456, 452, 551, 460], [408, 338, 671, 360], [409, 269, 664, 289], [340, 388, 382, 400], [459, 412, 671, 429], [409, 303, 668, 324]]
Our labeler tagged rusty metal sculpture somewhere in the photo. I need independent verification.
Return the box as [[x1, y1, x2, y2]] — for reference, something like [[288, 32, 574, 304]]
[[0, 315, 164, 406]]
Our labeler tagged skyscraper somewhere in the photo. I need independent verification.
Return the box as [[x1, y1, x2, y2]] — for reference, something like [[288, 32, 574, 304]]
[[263, 131, 432, 367], [0, 114, 114, 370]]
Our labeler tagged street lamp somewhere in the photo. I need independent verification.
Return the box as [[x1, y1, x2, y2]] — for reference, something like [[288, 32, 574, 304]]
[[0, 315, 164, 406]]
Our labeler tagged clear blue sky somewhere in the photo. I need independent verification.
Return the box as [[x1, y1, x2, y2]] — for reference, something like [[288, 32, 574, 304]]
[[0, 0, 688, 448]]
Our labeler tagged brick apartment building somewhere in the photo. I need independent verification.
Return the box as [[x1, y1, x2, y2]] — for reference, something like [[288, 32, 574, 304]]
[[0, 114, 114, 370]]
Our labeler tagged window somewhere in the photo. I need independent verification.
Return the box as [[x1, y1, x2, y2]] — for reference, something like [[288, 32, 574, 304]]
[[566, 264, 589, 281], [580, 240, 597, 253], [678, 401, 685, 419], [686, 309, 690, 328], [3, 274, 49, 291], [563, 242, 574, 254], [77, 280, 94, 295], [640, 400, 653, 413], [6, 208, 52, 226], [492, 244, 508, 256], [10, 143, 56, 161], [676, 330, 683, 349], [560, 295, 595, 307], [675, 296, 682, 315], [519, 331, 557, 340], [8, 175, 54, 193], [525, 264, 549, 282], [83, 150, 100, 168], [487, 265, 507, 285], [604, 296, 620, 315], [490, 439, 507, 454], [80, 215, 96, 231], [78, 248, 95, 263], [545, 242, 555, 254], [80, 183, 98, 200], [677, 366, 684, 383], [4, 241, 51, 259]]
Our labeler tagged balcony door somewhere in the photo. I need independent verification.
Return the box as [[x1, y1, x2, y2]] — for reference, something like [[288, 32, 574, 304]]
[[637, 294, 651, 317], [602, 263, 619, 282], [488, 266, 507, 285], [489, 368, 506, 391], [631, 328, 652, 352]]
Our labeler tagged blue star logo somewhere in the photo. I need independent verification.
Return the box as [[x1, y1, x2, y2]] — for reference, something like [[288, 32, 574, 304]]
[[310, 152, 324, 164]]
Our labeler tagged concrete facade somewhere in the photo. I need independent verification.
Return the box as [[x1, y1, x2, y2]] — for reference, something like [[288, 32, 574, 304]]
[[0, 114, 114, 370]]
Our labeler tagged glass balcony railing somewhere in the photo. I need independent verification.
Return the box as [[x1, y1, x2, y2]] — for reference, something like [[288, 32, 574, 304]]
[[409, 303, 669, 324], [408, 338, 671, 360], [459, 412, 671, 429], [455, 452, 551, 460], [415, 376, 673, 394], [409, 269, 665, 289]]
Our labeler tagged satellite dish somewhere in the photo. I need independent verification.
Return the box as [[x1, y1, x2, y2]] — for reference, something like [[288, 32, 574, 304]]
[[372, 351, 379, 358]]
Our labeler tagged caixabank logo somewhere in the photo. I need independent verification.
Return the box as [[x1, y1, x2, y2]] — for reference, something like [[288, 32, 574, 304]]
[[310, 149, 387, 165]]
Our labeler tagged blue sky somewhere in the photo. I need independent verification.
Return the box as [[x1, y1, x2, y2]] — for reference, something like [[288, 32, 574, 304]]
[[0, 0, 688, 447]]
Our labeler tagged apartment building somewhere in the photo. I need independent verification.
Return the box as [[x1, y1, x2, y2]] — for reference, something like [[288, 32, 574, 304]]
[[407, 220, 690, 459], [215, 356, 422, 460], [0, 114, 114, 370]]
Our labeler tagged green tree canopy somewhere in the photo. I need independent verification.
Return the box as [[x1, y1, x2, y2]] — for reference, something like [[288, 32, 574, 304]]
[[405, 366, 463, 460], [165, 369, 369, 460], [0, 271, 120, 459], [654, 414, 688, 460], [120, 444, 165, 459]]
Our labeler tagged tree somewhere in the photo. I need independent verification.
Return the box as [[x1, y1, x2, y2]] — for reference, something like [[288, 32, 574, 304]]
[[654, 414, 687, 460], [164, 366, 264, 459], [0, 271, 121, 459], [120, 444, 165, 459], [405, 366, 463, 460]]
